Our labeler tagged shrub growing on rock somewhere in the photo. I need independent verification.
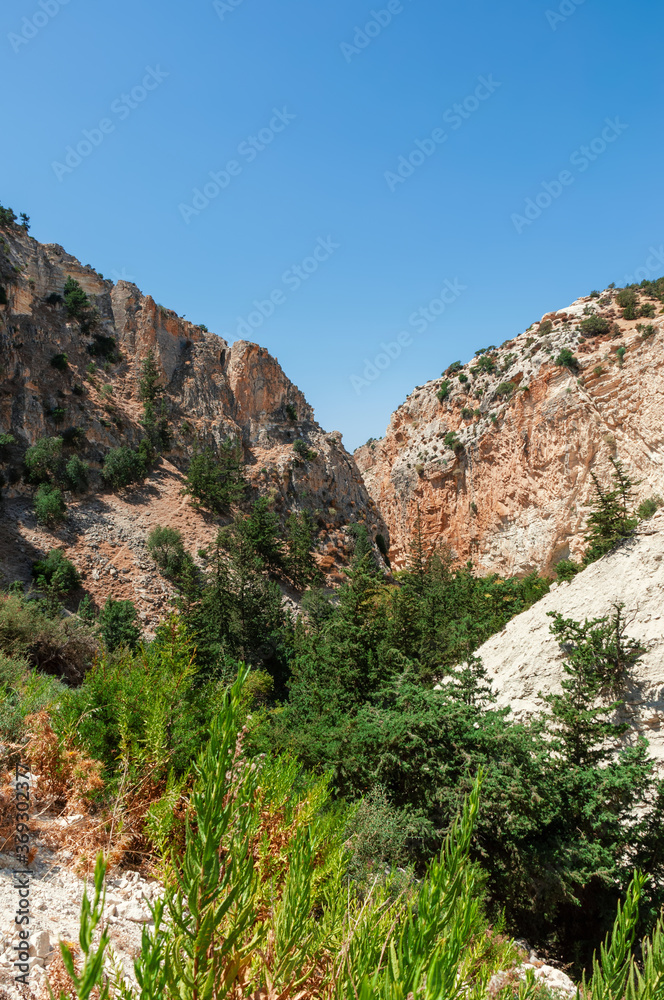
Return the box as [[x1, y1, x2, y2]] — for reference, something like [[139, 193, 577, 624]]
[[25, 436, 63, 483], [34, 483, 66, 525], [183, 441, 246, 515], [99, 596, 141, 652], [579, 314, 611, 337], [102, 445, 147, 489], [32, 548, 81, 596], [555, 347, 579, 371]]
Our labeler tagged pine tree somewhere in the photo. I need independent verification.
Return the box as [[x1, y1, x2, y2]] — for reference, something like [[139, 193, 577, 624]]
[[285, 510, 319, 589], [584, 458, 639, 563]]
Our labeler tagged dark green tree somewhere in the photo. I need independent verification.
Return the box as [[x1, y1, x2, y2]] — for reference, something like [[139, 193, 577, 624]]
[[182, 441, 246, 515], [584, 458, 639, 563], [285, 510, 319, 589], [99, 597, 142, 651]]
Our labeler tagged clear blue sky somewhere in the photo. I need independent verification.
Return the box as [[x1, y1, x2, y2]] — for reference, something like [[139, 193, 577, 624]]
[[2, 0, 662, 450]]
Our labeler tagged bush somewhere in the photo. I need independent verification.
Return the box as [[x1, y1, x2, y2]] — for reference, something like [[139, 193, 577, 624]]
[[32, 549, 81, 596], [183, 442, 246, 515], [461, 407, 474, 419], [555, 558, 582, 581], [25, 436, 63, 482], [539, 319, 553, 336], [637, 495, 663, 519], [458, 373, 469, 384], [98, 597, 142, 652], [444, 431, 463, 453], [102, 445, 147, 489], [0, 592, 97, 684], [445, 360, 462, 375], [637, 323, 655, 339], [615, 346, 626, 366], [147, 525, 188, 579], [579, 314, 611, 336], [555, 347, 579, 371], [494, 381, 517, 397], [63, 276, 90, 319], [34, 484, 66, 525], [50, 352, 68, 371], [616, 288, 638, 320], [65, 454, 89, 492], [293, 438, 316, 460], [285, 402, 297, 420], [640, 301, 656, 318], [437, 380, 451, 402]]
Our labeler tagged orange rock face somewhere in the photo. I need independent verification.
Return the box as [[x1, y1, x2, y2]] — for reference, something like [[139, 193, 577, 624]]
[[0, 227, 385, 596], [355, 291, 664, 576]]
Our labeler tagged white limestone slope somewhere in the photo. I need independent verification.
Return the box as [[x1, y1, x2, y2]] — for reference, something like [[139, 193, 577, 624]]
[[476, 509, 664, 761]]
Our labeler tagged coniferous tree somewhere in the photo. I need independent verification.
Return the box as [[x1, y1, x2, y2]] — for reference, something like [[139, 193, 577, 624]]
[[584, 458, 639, 563]]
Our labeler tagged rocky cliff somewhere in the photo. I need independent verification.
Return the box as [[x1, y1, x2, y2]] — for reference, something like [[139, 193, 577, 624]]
[[0, 226, 385, 614], [470, 507, 664, 762], [355, 286, 664, 575]]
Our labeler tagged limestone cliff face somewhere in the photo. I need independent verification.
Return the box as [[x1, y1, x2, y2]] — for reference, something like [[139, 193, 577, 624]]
[[0, 226, 385, 588], [355, 289, 664, 575]]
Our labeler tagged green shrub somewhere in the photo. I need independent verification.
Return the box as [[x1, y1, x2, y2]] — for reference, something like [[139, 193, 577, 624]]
[[579, 314, 611, 337], [615, 346, 626, 366], [640, 301, 656, 318], [183, 442, 246, 515], [63, 276, 90, 319], [637, 323, 655, 339], [375, 532, 389, 558], [437, 380, 451, 402], [50, 352, 68, 370], [637, 495, 663, 519], [0, 432, 15, 454], [458, 373, 469, 384], [555, 347, 579, 371], [25, 436, 63, 482], [102, 445, 147, 489], [445, 360, 462, 375], [539, 319, 553, 336], [293, 438, 315, 460], [444, 431, 463, 452], [98, 597, 141, 652], [34, 484, 66, 525], [32, 549, 81, 595], [494, 381, 517, 397], [461, 407, 474, 419], [147, 525, 189, 579], [616, 288, 639, 320], [0, 592, 97, 683], [285, 402, 297, 420], [555, 558, 582, 581], [65, 455, 89, 492], [50, 406, 66, 424], [0, 650, 65, 744]]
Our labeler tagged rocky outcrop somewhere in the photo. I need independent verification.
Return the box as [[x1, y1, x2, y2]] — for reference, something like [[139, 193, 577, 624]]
[[0, 226, 385, 588], [355, 289, 664, 575], [472, 507, 664, 762]]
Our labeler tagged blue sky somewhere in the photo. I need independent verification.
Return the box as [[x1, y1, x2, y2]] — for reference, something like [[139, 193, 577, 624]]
[[2, 0, 663, 450]]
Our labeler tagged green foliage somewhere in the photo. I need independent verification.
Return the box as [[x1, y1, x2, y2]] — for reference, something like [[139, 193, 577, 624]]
[[25, 435, 63, 482], [445, 360, 462, 375], [461, 407, 474, 419], [0, 649, 64, 743], [65, 454, 89, 492], [444, 431, 461, 451], [580, 314, 612, 336], [437, 379, 451, 402], [293, 438, 316, 460], [584, 458, 639, 563], [640, 301, 656, 318], [539, 319, 553, 336], [32, 549, 81, 596], [285, 402, 298, 420], [616, 346, 626, 365], [375, 532, 389, 558], [637, 323, 655, 339], [555, 557, 582, 581], [616, 288, 639, 320], [244, 497, 283, 570], [63, 276, 91, 320], [50, 352, 69, 370], [102, 445, 147, 489], [34, 483, 66, 525], [98, 596, 142, 652], [0, 591, 98, 683], [494, 381, 517, 397], [637, 495, 663, 519], [183, 442, 246, 515], [285, 509, 319, 589], [556, 347, 579, 371], [458, 372, 469, 384], [147, 525, 194, 582], [0, 432, 15, 453]]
